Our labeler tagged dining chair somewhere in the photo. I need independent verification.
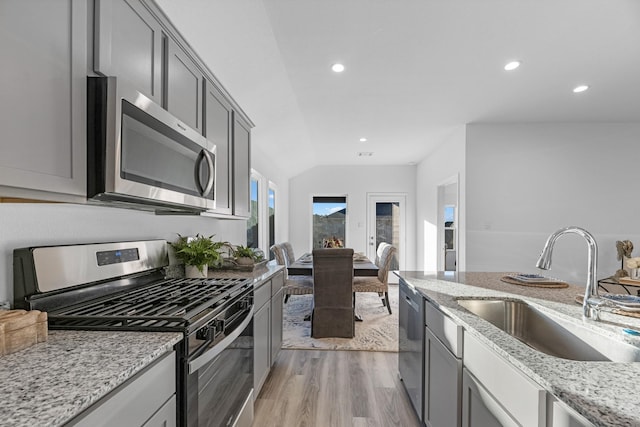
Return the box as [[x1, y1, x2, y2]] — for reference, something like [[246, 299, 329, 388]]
[[311, 248, 354, 338], [281, 242, 296, 266], [353, 244, 397, 314], [270, 243, 313, 304], [375, 242, 391, 265]]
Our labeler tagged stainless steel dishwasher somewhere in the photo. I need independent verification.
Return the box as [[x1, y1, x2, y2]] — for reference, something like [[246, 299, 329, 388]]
[[398, 278, 424, 422]]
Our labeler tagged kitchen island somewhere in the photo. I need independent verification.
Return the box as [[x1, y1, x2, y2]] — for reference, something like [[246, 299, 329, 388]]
[[398, 271, 640, 427]]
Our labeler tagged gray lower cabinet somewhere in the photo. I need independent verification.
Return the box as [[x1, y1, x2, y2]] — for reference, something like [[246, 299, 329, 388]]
[[547, 396, 594, 427], [253, 270, 285, 398], [270, 274, 284, 362], [166, 38, 203, 133], [67, 351, 176, 427], [425, 328, 462, 427], [0, 0, 87, 201], [142, 395, 177, 427], [424, 299, 462, 427], [462, 368, 517, 427], [204, 81, 233, 215], [253, 287, 271, 397], [232, 115, 251, 218], [94, 0, 163, 103], [463, 332, 546, 427]]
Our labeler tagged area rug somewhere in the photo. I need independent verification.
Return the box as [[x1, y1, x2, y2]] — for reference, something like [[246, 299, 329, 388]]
[[281, 284, 399, 352]]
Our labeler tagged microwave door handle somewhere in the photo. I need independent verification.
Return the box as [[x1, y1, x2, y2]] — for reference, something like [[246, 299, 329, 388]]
[[202, 149, 214, 196], [194, 149, 215, 196]]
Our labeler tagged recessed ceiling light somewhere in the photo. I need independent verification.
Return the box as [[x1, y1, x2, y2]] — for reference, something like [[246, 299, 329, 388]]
[[573, 85, 589, 93], [359, 137, 367, 142], [331, 63, 345, 73], [357, 152, 373, 157], [504, 61, 521, 71]]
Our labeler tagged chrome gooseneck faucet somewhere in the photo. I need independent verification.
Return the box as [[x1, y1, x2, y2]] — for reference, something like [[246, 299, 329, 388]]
[[536, 226, 603, 320]]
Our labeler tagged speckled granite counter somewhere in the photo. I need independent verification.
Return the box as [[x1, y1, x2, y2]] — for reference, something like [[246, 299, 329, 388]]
[[397, 271, 640, 427], [0, 330, 182, 427], [209, 264, 284, 290]]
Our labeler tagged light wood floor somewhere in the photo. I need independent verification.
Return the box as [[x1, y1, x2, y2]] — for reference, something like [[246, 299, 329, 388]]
[[253, 350, 421, 427]]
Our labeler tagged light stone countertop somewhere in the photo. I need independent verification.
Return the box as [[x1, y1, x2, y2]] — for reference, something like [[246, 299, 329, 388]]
[[0, 330, 182, 427], [207, 263, 284, 286], [397, 271, 640, 427], [0, 267, 283, 426]]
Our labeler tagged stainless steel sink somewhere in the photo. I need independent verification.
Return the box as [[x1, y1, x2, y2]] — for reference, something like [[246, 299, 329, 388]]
[[457, 298, 640, 362]]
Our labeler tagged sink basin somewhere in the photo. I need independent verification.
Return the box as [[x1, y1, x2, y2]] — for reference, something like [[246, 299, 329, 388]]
[[457, 298, 640, 362]]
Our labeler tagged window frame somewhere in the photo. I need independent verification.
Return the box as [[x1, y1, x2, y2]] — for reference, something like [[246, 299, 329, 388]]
[[311, 194, 349, 249]]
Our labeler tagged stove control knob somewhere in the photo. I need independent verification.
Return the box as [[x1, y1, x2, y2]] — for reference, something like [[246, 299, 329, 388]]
[[196, 326, 212, 341]]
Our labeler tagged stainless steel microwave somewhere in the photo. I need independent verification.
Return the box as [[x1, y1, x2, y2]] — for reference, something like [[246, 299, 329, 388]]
[[87, 77, 216, 213]]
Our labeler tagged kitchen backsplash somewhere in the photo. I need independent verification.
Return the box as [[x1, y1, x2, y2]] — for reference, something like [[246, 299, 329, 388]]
[[0, 203, 246, 305]]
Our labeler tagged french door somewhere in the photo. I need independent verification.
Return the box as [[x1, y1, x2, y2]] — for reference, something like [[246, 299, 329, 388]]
[[366, 193, 406, 283]]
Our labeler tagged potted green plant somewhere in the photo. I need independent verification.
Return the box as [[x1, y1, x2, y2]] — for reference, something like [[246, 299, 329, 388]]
[[233, 245, 263, 266], [171, 234, 226, 278]]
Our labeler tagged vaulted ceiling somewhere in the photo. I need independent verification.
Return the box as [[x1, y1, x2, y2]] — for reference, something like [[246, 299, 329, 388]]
[[156, 0, 640, 178]]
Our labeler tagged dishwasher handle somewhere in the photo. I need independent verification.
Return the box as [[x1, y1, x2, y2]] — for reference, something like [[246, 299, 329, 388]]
[[404, 294, 421, 313]]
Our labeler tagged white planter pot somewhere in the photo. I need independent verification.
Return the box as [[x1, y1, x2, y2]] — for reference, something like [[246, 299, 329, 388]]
[[185, 264, 208, 279]]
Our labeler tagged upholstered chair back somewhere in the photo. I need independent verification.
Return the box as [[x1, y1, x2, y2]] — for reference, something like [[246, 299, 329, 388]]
[[377, 244, 397, 283], [281, 242, 296, 266]]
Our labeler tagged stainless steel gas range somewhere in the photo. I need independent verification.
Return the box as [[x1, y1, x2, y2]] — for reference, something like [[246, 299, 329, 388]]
[[13, 240, 254, 427]]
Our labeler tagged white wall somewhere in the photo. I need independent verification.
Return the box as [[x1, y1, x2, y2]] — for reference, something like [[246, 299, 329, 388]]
[[415, 126, 466, 272], [251, 143, 290, 245], [288, 165, 416, 269], [465, 123, 640, 286]]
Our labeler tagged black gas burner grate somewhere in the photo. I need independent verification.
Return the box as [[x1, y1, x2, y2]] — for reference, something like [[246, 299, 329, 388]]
[[46, 277, 251, 332]]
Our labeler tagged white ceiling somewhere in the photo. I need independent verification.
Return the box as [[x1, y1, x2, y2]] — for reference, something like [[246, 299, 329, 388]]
[[156, 0, 640, 178]]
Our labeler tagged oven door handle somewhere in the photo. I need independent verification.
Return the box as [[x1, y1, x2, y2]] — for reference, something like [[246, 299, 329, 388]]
[[188, 305, 254, 374]]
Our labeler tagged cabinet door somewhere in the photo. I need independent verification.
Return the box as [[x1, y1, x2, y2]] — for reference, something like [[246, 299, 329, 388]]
[[464, 332, 546, 427], [254, 302, 271, 397], [462, 368, 518, 427], [425, 328, 461, 427], [204, 81, 233, 214], [0, 0, 87, 200], [232, 115, 251, 218], [142, 395, 176, 427], [547, 396, 594, 427], [94, 0, 163, 103], [69, 352, 176, 427], [166, 38, 203, 133], [270, 287, 284, 364]]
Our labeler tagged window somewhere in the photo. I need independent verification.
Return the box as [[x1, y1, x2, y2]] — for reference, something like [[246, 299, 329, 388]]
[[444, 206, 455, 250], [247, 176, 259, 248], [312, 196, 347, 249], [268, 184, 276, 260]]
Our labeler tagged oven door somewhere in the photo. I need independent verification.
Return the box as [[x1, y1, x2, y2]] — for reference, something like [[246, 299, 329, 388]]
[[185, 306, 254, 427]]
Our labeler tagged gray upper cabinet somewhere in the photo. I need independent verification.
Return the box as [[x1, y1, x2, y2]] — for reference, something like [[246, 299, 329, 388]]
[[165, 38, 203, 133], [204, 81, 233, 215], [0, 0, 87, 201], [233, 115, 251, 218], [94, 0, 162, 103]]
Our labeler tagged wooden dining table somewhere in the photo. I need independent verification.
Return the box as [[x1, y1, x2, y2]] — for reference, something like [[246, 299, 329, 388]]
[[287, 253, 379, 277]]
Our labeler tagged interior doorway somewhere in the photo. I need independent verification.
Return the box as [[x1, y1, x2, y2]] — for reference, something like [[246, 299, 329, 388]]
[[437, 179, 458, 272], [366, 193, 406, 283]]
